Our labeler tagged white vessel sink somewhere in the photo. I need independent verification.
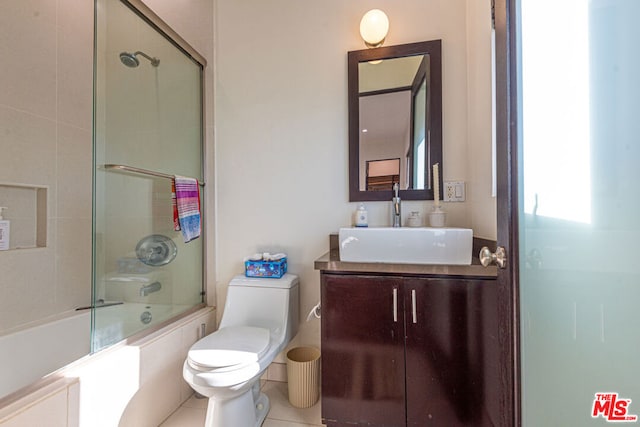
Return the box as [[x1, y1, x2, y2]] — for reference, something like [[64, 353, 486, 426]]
[[338, 227, 473, 265]]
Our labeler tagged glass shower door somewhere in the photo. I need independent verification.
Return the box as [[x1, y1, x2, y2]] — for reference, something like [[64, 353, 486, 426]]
[[518, 0, 640, 424], [93, 0, 204, 352]]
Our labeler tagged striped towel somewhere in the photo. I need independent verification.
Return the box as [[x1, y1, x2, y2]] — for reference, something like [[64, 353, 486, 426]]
[[173, 175, 201, 243]]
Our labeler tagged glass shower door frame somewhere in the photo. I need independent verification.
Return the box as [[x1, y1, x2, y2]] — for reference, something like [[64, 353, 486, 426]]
[[91, 0, 208, 353]]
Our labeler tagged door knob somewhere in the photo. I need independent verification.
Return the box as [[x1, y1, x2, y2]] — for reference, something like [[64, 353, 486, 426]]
[[479, 246, 507, 269]]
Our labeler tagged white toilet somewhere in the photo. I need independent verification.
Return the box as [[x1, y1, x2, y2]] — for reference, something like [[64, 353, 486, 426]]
[[183, 274, 300, 427]]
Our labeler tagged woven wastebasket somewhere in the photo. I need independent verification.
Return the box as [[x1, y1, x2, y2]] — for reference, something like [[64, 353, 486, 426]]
[[286, 347, 321, 408]]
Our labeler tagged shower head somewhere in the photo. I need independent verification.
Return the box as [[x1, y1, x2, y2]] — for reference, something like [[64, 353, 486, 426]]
[[119, 52, 139, 68], [119, 51, 160, 68]]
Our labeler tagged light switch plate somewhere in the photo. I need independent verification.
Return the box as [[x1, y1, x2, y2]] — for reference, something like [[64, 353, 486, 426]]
[[444, 181, 465, 202]]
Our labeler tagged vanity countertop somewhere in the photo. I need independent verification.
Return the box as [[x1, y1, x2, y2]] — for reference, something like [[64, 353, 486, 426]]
[[314, 233, 498, 278], [314, 250, 497, 278]]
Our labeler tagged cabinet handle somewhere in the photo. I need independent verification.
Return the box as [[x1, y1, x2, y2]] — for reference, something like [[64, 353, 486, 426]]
[[411, 289, 417, 324], [479, 246, 507, 269], [393, 288, 398, 322]]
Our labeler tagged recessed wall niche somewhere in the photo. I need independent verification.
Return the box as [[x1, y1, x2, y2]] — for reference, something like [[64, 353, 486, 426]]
[[0, 183, 48, 250]]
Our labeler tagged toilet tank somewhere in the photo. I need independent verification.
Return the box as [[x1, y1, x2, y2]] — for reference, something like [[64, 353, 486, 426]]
[[219, 274, 299, 343]]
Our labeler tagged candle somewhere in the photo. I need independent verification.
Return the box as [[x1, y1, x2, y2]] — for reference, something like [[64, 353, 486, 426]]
[[433, 163, 440, 207]]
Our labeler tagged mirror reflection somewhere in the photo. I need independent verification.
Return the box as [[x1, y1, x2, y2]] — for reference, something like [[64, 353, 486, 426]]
[[359, 55, 428, 191], [349, 40, 442, 201]]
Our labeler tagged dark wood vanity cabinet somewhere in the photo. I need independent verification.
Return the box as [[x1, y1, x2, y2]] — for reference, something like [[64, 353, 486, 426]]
[[321, 274, 407, 426], [320, 272, 499, 427]]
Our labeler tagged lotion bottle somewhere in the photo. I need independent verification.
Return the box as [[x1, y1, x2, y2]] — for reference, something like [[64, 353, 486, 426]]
[[355, 203, 368, 227], [0, 207, 9, 251]]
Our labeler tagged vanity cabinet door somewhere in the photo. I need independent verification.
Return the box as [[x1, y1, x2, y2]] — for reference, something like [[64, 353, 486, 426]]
[[404, 277, 499, 427], [321, 273, 406, 427]]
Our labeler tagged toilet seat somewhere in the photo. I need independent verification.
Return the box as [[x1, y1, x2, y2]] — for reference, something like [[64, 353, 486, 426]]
[[187, 326, 270, 371]]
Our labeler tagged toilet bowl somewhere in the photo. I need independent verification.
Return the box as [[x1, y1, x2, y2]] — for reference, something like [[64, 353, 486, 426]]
[[183, 274, 299, 427]]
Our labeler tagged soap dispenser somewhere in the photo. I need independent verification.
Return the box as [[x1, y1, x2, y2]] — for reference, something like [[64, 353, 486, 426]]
[[0, 207, 10, 251], [355, 203, 368, 227]]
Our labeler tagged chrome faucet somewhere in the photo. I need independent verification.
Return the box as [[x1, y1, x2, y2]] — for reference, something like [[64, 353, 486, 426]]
[[392, 183, 401, 227], [140, 281, 162, 297]]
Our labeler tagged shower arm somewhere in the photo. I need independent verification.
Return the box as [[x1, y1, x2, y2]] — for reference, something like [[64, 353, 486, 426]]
[[134, 51, 160, 66]]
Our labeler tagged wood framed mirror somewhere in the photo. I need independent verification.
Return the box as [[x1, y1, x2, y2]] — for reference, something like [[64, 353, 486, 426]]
[[348, 40, 442, 201]]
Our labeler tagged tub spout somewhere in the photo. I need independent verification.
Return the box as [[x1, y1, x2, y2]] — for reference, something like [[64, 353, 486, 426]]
[[140, 281, 162, 297]]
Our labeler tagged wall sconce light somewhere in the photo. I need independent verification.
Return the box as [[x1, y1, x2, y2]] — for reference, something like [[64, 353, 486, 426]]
[[360, 9, 389, 48]]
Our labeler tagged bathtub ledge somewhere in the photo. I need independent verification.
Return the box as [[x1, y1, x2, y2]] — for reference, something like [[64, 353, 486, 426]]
[[0, 377, 78, 423]]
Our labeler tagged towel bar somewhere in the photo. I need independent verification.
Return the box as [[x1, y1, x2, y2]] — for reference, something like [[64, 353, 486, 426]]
[[104, 164, 205, 186]]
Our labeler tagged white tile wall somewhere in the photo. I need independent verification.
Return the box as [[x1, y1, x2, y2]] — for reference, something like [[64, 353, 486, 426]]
[[0, 0, 93, 334]]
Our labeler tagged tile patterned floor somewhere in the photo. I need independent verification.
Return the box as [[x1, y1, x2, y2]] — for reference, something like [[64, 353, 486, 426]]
[[160, 381, 324, 427]]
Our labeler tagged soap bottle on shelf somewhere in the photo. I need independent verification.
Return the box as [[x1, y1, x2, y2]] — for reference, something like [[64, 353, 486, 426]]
[[355, 203, 368, 227], [0, 207, 10, 251]]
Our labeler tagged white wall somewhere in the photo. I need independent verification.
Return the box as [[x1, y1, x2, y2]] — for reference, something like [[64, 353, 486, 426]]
[[466, 0, 497, 240], [215, 0, 495, 357]]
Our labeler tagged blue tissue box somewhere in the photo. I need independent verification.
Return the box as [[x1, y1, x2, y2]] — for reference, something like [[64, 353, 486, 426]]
[[245, 258, 287, 278]]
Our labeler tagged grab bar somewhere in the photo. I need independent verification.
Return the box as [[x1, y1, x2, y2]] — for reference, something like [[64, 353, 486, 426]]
[[75, 301, 124, 311], [104, 164, 205, 187]]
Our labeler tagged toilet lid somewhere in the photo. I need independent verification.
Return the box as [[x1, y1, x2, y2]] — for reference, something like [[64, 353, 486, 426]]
[[188, 326, 270, 369]]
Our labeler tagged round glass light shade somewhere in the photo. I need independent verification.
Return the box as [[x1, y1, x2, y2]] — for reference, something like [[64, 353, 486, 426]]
[[359, 9, 389, 47]]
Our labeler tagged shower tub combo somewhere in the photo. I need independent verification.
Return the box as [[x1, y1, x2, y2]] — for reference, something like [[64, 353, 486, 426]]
[[0, 0, 206, 406]]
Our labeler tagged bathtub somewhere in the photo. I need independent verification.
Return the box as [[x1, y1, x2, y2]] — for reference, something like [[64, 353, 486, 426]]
[[0, 311, 90, 400], [0, 302, 192, 400], [92, 302, 191, 350]]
